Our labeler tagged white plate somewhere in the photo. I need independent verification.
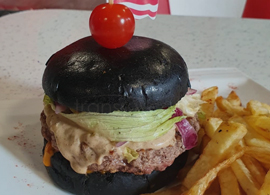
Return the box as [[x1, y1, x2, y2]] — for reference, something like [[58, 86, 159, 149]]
[[0, 68, 270, 195]]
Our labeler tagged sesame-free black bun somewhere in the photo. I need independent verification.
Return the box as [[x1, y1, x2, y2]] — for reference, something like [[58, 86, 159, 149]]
[[42, 36, 190, 113], [43, 141, 188, 195]]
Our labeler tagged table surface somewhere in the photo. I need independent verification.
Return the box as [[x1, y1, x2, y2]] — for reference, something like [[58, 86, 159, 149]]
[[0, 9, 270, 100]]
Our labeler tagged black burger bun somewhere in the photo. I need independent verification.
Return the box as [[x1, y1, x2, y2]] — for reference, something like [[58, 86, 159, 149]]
[[43, 140, 188, 195], [42, 36, 190, 113]]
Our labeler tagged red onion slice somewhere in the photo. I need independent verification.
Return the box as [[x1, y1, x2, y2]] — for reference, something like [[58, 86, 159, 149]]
[[55, 102, 67, 114], [172, 108, 197, 150], [171, 108, 183, 118], [186, 88, 197, 95], [116, 141, 127, 147], [175, 119, 198, 150]]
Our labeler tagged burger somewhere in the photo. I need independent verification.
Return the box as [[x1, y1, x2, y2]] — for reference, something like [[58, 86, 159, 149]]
[[40, 36, 203, 195]]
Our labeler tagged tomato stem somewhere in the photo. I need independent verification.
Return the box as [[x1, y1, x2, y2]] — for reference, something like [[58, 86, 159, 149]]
[[109, 0, 113, 4]]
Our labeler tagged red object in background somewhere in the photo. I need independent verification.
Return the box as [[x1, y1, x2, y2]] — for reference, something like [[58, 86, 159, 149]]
[[242, 0, 270, 19], [111, 0, 160, 19], [0, 0, 102, 11], [157, 0, 170, 14], [2, 0, 270, 19]]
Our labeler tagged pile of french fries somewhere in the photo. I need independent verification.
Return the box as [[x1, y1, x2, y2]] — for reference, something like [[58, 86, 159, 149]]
[[148, 86, 270, 195]]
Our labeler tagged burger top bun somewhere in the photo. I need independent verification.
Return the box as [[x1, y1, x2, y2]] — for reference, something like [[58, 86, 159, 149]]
[[42, 36, 190, 113]]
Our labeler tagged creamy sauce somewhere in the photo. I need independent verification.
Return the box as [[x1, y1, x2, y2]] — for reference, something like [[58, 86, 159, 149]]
[[44, 105, 176, 174], [121, 127, 176, 151]]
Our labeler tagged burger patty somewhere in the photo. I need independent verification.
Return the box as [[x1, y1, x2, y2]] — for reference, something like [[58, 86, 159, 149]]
[[40, 111, 199, 175]]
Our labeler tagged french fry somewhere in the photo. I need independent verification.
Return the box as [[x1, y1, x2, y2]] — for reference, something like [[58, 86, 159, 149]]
[[227, 91, 242, 106], [213, 108, 231, 121], [204, 178, 220, 195], [258, 170, 270, 195], [200, 86, 218, 118], [246, 100, 270, 116], [182, 122, 247, 188], [231, 159, 260, 195], [241, 155, 267, 186], [218, 167, 241, 195], [244, 131, 270, 149], [262, 102, 270, 113], [245, 146, 270, 164], [216, 96, 250, 116], [183, 149, 245, 195], [239, 186, 247, 195], [244, 116, 270, 140], [203, 117, 223, 139], [227, 142, 246, 160], [229, 115, 270, 149], [260, 162, 270, 170], [200, 134, 211, 153]]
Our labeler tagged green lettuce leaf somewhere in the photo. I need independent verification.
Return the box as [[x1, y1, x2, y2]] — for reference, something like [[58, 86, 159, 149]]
[[43, 95, 53, 105], [43, 95, 187, 142], [61, 106, 186, 142]]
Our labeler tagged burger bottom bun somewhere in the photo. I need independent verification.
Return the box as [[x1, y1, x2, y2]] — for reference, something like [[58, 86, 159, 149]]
[[43, 140, 188, 195]]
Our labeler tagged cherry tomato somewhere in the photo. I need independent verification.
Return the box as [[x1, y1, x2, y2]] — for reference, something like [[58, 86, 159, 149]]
[[89, 3, 135, 49]]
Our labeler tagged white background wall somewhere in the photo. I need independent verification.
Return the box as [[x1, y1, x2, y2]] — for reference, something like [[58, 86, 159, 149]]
[[169, 0, 247, 18]]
